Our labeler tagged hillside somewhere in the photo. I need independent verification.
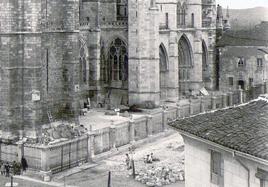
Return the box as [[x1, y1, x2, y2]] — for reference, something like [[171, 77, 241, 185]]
[[223, 7, 268, 30]]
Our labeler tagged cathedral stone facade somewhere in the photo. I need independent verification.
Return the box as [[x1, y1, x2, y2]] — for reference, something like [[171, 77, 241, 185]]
[[80, 0, 218, 106], [0, 0, 218, 139]]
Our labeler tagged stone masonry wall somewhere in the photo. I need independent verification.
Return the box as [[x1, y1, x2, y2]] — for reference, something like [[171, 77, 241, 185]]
[[219, 46, 268, 91], [0, 0, 80, 138]]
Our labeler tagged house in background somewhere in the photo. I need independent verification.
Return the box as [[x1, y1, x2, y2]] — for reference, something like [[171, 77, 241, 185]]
[[170, 95, 268, 187], [217, 21, 268, 91]]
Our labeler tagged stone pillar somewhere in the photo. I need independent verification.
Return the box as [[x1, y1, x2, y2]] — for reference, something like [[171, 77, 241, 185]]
[[222, 94, 227, 108], [265, 82, 268, 93], [109, 125, 116, 150], [17, 142, 24, 162], [239, 88, 244, 104], [162, 109, 168, 132], [167, 31, 179, 100], [128, 1, 160, 106], [212, 97, 217, 110], [261, 83, 265, 94], [88, 133, 95, 160], [228, 92, 233, 106], [200, 97, 205, 113], [189, 99, 194, 115], [129, 119, 135, 143], [146, 115, 153, 136], [40, 147, 52, 182], [87, 29, 101, 102], [176, 104, 181, 119], [41, 148, 49, 172], [191, 30, 203, 92]]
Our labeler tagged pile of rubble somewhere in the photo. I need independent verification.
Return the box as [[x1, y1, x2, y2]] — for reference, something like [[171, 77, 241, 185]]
[[134, 163, 184, 186], [39, 122, 88, 145]]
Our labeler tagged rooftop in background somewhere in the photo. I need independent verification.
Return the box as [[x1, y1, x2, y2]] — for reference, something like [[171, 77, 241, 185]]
[[217, 21, 268, 47], [217, 0, 268, 9], [170, 95, 268, 161]]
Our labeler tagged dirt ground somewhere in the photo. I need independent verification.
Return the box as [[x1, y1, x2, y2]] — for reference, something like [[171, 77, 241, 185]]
[[54, 133, 185, 187]]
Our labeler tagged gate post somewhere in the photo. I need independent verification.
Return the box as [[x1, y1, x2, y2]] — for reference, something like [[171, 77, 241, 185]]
[[17, 142, 24, 162], [88, 132, 95, 161], [0, 140, 1, 161], [129, 118, 136, 143], [146, 115, 153, 137]]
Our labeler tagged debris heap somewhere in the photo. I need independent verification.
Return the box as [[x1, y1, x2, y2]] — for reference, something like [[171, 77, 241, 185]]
[[134, 163, 184, 186]]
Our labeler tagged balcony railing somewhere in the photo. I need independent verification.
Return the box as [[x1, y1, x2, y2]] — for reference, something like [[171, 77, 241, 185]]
[[159, 23, 169, 30], [102, 20, 128, 28]]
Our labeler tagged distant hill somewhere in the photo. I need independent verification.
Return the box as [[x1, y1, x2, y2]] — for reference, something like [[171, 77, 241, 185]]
[[223, 7, 268, 30]]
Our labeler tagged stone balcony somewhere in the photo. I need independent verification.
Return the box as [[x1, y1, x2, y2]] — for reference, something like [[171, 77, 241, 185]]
[[42, 20, 78, 32], [159, 23, 169, 30], [79, 20, 91, 30], [101, 20, 128, 29]]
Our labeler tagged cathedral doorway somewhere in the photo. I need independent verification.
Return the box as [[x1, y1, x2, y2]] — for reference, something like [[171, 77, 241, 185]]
[[178, 35, 193, 96], [159, 44, 168, 101]]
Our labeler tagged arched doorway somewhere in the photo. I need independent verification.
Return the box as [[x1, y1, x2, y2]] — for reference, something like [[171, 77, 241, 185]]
[[159, 44, 168, 100], [178, 35, 193, 96], [106, 38, 128, 106], [202, 40, 209, 83]]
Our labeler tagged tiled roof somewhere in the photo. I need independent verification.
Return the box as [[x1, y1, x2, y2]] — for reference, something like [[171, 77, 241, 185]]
[[170, 95, 268, 161], [217, 22, 268, 47]]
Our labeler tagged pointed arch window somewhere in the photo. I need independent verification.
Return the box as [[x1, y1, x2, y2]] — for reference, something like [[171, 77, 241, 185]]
[[159, 44, 168, 72], [178, 35, 193, 82], [79, 41, 87, 83], [116, 0, 128, 21], [108, 38, 128, 81], [177, 3, 186, 26]]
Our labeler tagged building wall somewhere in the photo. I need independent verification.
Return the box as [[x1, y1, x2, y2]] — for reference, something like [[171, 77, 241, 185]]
[[79, 0, 217, 106], [0, 0, 80, 138], [219, 46, 268, 91], [0, 0, 218, 138], [184, 136, 268, 187], [0, 0, 43, 138]]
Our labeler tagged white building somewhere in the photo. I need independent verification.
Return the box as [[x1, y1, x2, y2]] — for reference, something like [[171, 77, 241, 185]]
[[171, 95, 268, 187]]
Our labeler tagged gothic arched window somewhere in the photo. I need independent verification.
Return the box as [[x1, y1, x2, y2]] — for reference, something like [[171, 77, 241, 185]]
[[177, 3, 186, 26], [116, 0, 128, 21], [159, 44, 168, 72], [79, 41, 87, 83], [108, 38, 128, 81], [178, 35, 193, 95]]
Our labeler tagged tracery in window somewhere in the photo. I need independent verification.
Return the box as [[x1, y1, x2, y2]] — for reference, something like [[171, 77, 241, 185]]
[[178, 35, 193, 95], [108, 38, 128, 81], [238, 57, 245, 67], [116, 0, 128, 21], [177, 2, 186, 26], [79, 40, 87, 83], [257, 58, 263, 67]]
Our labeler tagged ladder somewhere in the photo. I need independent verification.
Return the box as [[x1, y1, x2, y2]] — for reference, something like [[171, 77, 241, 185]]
[[47, 110, 53, 123]]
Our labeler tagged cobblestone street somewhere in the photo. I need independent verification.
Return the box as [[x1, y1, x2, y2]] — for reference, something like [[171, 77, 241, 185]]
[[0, 175, 54, 187]]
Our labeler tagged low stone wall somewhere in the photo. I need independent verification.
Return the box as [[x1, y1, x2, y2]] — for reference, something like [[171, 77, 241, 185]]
[[0, 83, 267, 179], [0, 136, 89, 176], [0, 143, 18, 162]]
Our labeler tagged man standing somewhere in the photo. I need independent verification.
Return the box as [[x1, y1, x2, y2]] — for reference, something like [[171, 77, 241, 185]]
[[21, 156, 28, 173]]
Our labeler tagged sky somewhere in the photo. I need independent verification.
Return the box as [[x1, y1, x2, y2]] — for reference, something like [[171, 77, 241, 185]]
[[216, 0, 268, 9]]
